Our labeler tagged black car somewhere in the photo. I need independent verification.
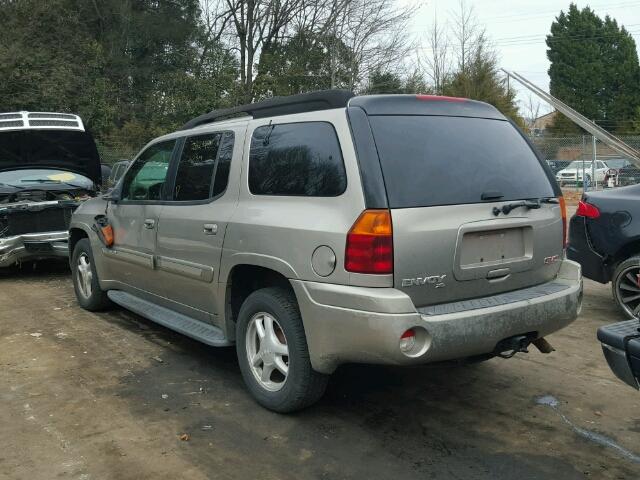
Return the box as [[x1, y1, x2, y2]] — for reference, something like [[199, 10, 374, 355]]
[[617, 163, 640, 187], [568, 185, 640, 316], [568, 185, 640, 388]]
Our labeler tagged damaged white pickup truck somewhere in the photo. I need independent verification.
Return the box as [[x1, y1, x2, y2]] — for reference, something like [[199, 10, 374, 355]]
[[0, 112, 101, 267]]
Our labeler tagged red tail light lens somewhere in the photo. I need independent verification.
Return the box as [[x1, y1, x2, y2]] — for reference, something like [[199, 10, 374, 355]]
[[576, 200, 600, 219], [559, 196, 568, 249], [345, 209, 393, 274]]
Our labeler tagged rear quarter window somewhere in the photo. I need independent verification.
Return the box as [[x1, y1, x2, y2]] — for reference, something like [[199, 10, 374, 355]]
[[249, 122, 347, 197], [368, 116, 555, 208]]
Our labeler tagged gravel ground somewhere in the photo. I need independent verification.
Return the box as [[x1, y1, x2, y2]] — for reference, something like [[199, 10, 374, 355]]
[[1, 260, 639, 480]]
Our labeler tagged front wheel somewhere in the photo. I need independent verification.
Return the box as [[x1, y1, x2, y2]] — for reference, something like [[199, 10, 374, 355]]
[[236, 287, 329, 413], [612, 256, 640, 318], [71, 238, 111, 311]]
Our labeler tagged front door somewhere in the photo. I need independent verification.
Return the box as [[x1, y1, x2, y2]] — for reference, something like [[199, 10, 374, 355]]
[[103, 139, 175, 298], [155, 131, 238, 322]]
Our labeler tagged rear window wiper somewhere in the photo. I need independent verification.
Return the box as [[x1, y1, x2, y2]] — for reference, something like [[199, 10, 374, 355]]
[[493, 197, 558, 216]]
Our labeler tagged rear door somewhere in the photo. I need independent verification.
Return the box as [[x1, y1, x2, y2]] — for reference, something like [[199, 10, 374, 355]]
[[154, 130, 238, 322], [368, 114, 563, 307]]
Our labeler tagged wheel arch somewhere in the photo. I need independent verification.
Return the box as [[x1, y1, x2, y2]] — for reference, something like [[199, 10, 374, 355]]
[[68, 226, 90, 259], [223, 261, 298, 342], [608, 238, 640, 280]]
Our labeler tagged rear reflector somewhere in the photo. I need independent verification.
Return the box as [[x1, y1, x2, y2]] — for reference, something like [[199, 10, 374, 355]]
[[559, 196, 567, 249], [399, 329, 416, 353], [345, 209, 393, 274], [416, 94, 467, 102], [576, 200, 600, 219]]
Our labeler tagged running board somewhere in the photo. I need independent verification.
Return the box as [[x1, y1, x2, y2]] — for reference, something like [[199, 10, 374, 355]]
[[107, 290, 231, 347]]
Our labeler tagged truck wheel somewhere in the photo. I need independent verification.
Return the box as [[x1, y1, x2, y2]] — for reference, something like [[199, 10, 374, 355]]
[[71, 238, 111, 311], [612, 256, 640, 318], [236, 287, 329, 413]]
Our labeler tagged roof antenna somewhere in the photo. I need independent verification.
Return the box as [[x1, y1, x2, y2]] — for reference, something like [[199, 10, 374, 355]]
[[263, 120, 275, 146]]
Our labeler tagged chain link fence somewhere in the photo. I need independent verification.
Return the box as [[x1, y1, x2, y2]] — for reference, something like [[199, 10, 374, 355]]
[[527, 135, 640, 198]]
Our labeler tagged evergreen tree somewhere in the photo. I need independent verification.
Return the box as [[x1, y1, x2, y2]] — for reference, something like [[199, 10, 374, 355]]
[[547, 3, 640, 133]]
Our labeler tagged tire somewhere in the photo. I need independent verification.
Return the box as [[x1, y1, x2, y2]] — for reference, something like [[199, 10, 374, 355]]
[[71, 238, 111, 311], [236, 287, 329, 413], [611, 256, 640, 319]]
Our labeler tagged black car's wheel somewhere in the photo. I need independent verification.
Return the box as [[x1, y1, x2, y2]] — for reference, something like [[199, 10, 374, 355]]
[[236, 287, 329, 413], [612, 256, 640, 318], [71, 238, 111, 311]]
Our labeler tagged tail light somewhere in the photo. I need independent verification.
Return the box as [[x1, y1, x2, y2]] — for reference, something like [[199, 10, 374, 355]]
[[559, 196, 567, 249], [345, 209, 393, 274], [576, 200, 600, 219]]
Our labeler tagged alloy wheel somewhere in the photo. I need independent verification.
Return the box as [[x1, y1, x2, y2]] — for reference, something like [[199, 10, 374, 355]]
[[245, 312, 289, 392], [615, 266, 640, 317], [76, 253, 93, 299]]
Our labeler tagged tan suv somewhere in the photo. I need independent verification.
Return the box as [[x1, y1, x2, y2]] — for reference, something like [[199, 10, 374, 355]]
[[69, 91, 582, 412]]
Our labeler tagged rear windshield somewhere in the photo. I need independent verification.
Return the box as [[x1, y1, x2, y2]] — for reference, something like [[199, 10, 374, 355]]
[[368, 116, 555, 208]]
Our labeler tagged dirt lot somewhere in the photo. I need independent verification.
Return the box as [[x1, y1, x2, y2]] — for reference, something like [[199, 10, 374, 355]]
[[1, 261, 640, 480]]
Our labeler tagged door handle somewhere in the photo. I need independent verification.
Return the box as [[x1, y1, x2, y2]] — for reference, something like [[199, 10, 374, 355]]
[[203, 223, 218, 235], [144, 218, 156, 229]]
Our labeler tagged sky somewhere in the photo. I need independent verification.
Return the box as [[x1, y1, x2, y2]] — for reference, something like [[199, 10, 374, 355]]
[[405, 0, 640, 117]]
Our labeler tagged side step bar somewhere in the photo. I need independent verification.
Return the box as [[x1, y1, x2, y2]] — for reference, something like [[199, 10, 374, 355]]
[[107, 290, 231, 347]]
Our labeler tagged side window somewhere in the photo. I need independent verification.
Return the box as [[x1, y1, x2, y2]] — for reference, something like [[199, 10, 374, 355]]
[[121, 140, 175, 201], [173, 132, 234, 201], [249, 122, 347, 196]]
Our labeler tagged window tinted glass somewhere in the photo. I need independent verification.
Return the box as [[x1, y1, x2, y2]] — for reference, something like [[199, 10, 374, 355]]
[[122, 140, 174, 201], [249, 122, 346, 196], [174, 134, 221, 201], [172, 132, 234, 201], [368, 116, 555, 208], [212, 132, 233, 197]]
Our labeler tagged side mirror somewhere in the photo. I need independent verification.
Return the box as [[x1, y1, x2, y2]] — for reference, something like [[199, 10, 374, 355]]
[[102, 188, 121, 203]]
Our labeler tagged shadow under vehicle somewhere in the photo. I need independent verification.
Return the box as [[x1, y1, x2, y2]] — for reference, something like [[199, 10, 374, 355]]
[[0, 112, 101, 267]]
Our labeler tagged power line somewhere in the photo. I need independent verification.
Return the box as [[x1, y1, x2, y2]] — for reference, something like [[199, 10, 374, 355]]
[[410, 1, 640, 29]]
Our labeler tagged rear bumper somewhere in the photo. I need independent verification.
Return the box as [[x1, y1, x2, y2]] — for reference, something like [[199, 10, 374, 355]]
[[0, 231, 69, 267], [293, 260, 582, 374], [597, 320, 640, 390]]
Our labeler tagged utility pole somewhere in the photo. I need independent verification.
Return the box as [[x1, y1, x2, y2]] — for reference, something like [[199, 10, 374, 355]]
[[592, 133, 597, 189]]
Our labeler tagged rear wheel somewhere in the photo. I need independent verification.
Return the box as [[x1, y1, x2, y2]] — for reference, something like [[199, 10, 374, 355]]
[[612, 256, 640, 318], [236, 287, 328, 413], [71, 238, 111, 311]]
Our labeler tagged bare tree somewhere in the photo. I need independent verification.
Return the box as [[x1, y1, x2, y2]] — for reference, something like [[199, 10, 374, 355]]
[[330, 0, 416, 91], [222, 0, 308, 102], [198, 0, 235, 75], [423, 13, 450, 95], [522, 94, 542, 133], [450, 0, 484, 74]]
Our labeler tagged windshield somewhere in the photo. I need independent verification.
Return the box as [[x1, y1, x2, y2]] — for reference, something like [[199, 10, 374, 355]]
[[368, 115, 555, 208], [0, 169, 94, 188]]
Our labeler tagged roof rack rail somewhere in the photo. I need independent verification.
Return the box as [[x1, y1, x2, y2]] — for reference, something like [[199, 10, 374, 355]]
[[182, 89, 354, 130]]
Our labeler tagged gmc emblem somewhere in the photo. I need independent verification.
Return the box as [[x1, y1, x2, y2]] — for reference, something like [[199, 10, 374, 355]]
[[544, 255, 560, 265]]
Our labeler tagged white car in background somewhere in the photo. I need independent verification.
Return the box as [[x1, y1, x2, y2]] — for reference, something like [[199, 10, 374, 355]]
[[555, 160, 608, 185]]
